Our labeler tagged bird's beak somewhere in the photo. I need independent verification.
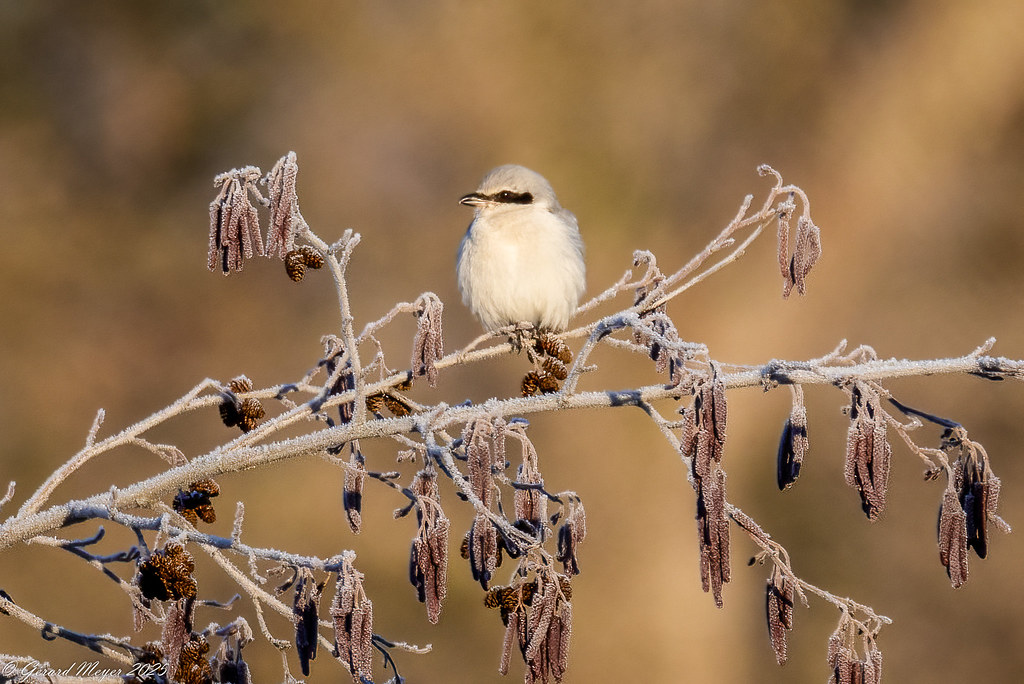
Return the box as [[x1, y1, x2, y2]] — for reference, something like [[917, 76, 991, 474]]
[[459, 192, 487, 207]]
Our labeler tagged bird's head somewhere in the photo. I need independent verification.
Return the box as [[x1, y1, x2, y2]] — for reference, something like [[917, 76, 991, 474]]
[[459, 164, 560, 214]]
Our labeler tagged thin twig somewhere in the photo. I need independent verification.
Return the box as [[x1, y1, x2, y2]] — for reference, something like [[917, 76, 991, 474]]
[[16, 379, 223, 518]]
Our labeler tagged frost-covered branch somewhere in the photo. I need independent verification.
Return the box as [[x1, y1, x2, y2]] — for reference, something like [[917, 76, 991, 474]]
[[0, 154, 1016, 684]]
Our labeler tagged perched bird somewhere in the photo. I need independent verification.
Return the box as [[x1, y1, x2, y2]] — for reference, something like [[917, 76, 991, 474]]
[[457, 165, 586, 333]]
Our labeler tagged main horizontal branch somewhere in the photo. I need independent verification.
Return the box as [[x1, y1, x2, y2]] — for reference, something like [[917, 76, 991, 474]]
[[1, 346, 1018, 553]]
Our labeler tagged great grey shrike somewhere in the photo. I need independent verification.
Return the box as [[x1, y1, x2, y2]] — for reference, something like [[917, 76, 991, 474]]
[[456, 165, 586, 333]]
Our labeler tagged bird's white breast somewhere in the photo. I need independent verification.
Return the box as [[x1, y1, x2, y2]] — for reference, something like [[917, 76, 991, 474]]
[[457, 206, 585, 332]]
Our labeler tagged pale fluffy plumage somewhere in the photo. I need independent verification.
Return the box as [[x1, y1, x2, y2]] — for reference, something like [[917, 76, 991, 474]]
[[457, 165, 586, 332]]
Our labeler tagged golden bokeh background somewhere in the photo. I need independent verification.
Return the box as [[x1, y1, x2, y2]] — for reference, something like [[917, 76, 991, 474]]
[[2, 2, 1024, 682]]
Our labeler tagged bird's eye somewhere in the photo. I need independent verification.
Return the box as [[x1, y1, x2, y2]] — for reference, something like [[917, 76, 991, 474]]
[[494, 191, 534, 204]]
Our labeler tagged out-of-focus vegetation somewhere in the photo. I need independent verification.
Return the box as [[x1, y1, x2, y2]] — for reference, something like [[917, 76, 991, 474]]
[[1, 2, 1023, 682]]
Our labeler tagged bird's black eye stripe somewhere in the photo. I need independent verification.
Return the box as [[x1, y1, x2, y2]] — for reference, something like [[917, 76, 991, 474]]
[[493, 190, 534, 204]]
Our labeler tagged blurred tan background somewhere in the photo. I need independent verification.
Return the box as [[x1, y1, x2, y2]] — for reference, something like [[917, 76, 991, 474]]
[[2, 1, 1024, 682]]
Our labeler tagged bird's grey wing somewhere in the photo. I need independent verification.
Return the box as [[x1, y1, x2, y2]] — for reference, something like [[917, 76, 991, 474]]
[[556, 207, 579, 230], [556, 207, 583, 256]]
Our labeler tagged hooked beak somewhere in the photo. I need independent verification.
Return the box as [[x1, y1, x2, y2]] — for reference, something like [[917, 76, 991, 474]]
[[459, 192, 488, 207]]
